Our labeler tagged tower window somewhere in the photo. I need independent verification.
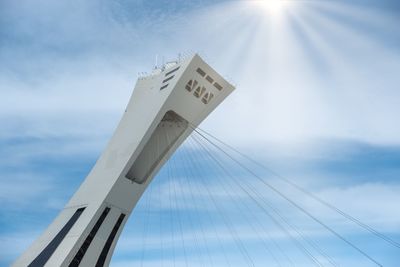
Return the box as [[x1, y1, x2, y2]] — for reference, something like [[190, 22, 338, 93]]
[[95, 213, 126, 267], [29, 207, 85, 267], [162, 75, 174, 83], [160, 84, 168, 90], [213, 82, 223, 91], [202, 92, 214, 104], [194, 86, 206, 98], [165, 66, 180, 76], [205, 75, 214, 84], [68, 207, 110, 266], [185, 79, 198, 92], [125, 110, 188, 184], [196, 68, 206, 77]]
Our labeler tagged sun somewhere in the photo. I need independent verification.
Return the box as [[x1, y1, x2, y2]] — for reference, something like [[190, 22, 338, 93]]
[[254, 0, 289, 14]]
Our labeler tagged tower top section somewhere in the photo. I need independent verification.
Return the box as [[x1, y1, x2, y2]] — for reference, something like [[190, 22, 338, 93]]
[[133, 53, 234, 111]]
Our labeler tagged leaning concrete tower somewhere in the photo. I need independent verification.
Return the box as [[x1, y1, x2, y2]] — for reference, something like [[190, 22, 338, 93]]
[[14, 54, 235, 267]]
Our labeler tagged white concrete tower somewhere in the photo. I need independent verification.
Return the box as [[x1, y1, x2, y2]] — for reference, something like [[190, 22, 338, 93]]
[[13, 54, 235, 267]]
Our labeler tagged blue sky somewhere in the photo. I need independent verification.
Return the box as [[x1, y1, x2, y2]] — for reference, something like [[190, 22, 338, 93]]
[[1, 0, 400, 266]]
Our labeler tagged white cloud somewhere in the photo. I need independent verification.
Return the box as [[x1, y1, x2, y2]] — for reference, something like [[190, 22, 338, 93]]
[[0, 231, 41, 262], [310, 182, 400, 231], [2, 0, 400, 146]]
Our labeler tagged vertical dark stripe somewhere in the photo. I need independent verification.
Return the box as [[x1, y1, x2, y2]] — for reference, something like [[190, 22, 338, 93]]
[[95, 213, 126, 267], [165, 66, 180, 76], [68, 207, 110, 267], [160, 84, 169, 90], [28, 207, 85, 267], [162, 75, 175, 83]]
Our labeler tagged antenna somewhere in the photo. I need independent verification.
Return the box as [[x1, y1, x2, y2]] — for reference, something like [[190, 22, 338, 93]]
[[155, 54, 158, 69]]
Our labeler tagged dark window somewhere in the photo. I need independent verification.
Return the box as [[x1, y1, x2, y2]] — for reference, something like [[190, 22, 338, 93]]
[[68, 207, 110, 267], [205, 75, 214, 84], [162, 75, 174, 83], [194, 86, 206, 98], [185, 80, 193, 91], [28, 207, 85, 267], [202, 92, 214, 104], [95, 213, 126, 267], [165, 66, 180, 76], [160, 84, 169, 90], [213, 82, 223, 91], [185, 80, 198, 92], [196, 68, 206, 77]]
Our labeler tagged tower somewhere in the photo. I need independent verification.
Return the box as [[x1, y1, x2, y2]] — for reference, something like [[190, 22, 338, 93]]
[[13, 54, 235, 267]]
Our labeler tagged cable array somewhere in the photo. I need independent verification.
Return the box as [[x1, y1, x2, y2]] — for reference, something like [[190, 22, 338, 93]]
[[128, 125, 397, 266]]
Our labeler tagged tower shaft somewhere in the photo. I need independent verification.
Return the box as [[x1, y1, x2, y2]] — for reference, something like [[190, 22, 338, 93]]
[[13, 54, 235, 267]]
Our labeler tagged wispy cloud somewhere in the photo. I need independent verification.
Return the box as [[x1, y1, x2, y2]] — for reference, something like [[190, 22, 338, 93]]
[[1, 0, 400, 266]]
